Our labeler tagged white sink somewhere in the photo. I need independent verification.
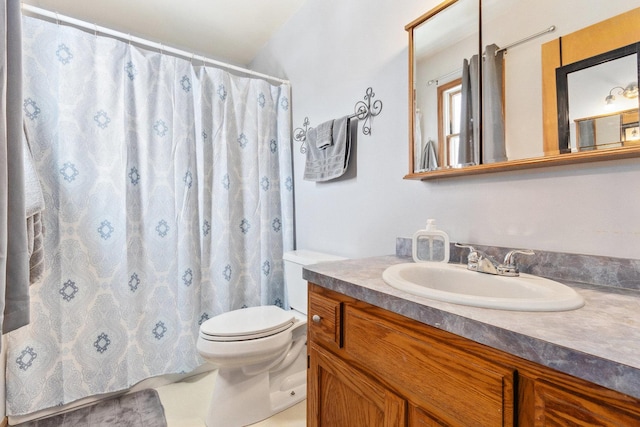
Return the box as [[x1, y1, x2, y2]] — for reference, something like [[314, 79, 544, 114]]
[[382, 262, 584, 311]]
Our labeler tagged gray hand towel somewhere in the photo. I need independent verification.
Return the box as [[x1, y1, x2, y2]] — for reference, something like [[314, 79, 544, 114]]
[[314, 120, 333, 149], [23, 124, 45, 285], [420, 139, 438, 171], [27, 213, 45, 284], [304, 116, 356, 182], [23, 127, 44, 217]]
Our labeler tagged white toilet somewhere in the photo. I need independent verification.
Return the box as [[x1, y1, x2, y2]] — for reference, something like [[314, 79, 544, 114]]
[[197, 249, 345, 427]]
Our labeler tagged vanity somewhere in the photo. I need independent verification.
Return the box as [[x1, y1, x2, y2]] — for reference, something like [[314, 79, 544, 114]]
[[302, 1, 640, 424], [304, 252, 640, 426]]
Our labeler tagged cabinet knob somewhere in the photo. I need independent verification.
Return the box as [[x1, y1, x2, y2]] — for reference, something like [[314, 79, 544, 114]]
[[312, 314, 321, 323]]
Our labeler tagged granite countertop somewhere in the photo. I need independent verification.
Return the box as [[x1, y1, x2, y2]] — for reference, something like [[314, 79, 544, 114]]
[[303, 255, 640, 400]]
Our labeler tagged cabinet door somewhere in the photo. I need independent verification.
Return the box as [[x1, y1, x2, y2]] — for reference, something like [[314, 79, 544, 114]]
[[533, 380, 640, 426], [344, 305, 515, 426], [308, 342, 406, 427], [308, 288, 342, 350]]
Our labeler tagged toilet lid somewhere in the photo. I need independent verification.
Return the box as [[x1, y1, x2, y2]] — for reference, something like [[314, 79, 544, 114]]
[[200, 305, 295, 341]]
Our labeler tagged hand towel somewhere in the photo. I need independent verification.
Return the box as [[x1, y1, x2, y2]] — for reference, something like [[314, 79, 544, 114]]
[[27, 213, 45, 283], [304, 116, 356, 182], [578, 120, 596, 150], [23, 124, 45, 284], [314, 119, 334, 149], [419, 139, 439, 171]]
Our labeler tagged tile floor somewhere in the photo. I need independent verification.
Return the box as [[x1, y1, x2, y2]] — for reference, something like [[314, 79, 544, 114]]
[[155, 370, 306, 427]]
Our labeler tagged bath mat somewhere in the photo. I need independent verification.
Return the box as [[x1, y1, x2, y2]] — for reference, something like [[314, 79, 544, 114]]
[[15, 389, 167, 427]]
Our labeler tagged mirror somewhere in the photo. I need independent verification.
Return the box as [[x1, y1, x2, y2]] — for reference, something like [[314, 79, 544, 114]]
[[556, 43, 640, 153], [407, 0, 480, 173], [406, 1, 640, 180]]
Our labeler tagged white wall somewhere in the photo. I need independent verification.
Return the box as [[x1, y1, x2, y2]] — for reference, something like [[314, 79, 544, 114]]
[[251, 0, 640, 260]]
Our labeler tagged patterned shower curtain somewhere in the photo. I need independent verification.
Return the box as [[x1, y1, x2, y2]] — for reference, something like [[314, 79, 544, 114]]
[[6, 16, 294, 416]]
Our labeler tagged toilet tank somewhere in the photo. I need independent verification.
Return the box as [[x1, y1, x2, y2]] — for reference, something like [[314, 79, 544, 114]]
[[283, 250, 346, 315]]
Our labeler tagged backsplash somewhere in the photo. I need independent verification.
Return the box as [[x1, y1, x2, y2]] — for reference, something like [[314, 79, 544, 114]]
[[396, 238, 640, 291]]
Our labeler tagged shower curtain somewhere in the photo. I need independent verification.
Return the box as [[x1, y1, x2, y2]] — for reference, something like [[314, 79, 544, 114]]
[[458, 55, 479, 166], [482, 44, 507, 164], [6, 16, 294, 416]]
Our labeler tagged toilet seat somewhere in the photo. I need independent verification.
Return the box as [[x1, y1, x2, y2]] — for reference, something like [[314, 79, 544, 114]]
[[200, 306, 295, 342]]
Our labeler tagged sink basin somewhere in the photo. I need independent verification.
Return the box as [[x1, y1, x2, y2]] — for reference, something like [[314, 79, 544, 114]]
[[382, 262, 584, 311]]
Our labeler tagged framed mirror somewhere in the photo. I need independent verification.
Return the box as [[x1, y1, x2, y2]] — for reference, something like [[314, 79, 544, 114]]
[[556, 42, 640, 153], [406, 1, 640, 180], [406, 0, 480, 174]]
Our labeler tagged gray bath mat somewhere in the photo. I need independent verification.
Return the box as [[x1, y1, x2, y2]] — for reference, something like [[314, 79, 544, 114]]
[[15, 389, 167, 427]]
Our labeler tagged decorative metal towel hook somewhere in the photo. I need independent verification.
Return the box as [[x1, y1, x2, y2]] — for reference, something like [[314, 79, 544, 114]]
[[294, 117, 311, 154], [353, 87, 383, 136]]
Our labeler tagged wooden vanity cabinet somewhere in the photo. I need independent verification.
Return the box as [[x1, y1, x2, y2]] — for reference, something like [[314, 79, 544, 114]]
[[307, 283, 640, 427], [523, 378, 640, 426], [308, 342, 407, 426], [308, 284, 514, 426]]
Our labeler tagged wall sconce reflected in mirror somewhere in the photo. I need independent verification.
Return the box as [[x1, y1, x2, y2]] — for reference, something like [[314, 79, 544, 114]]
[[605, 82, 639, 104]]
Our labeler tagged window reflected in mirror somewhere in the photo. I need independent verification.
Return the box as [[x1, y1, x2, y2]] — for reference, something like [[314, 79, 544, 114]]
[[438, 79, 462, 169]]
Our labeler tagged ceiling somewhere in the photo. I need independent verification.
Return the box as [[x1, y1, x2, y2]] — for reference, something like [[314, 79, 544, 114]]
[[21, 0, 306, 66]]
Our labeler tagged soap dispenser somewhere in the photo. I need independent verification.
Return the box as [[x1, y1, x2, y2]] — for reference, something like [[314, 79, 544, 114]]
[[412, 219, 450, 263]]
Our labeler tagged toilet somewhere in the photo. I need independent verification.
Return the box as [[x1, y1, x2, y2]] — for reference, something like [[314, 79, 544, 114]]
[[197, 249, 346, 427]]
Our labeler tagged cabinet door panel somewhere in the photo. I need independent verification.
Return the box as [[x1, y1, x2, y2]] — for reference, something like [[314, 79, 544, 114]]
[[308, 342, 406, 427], [534, 380, 640, 426], [308, 288, 342, 349], [344, 305, 515, 426]]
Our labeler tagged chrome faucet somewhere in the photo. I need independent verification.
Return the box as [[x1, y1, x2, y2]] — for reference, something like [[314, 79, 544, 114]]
[[455, 244, 534, 277]]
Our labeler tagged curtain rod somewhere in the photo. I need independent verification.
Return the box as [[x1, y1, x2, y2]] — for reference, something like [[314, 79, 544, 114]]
[[495, 25, 556, 56], [20, 4, 290, 86], [427, 69, 461, 86], [427, 25, 556, 86]]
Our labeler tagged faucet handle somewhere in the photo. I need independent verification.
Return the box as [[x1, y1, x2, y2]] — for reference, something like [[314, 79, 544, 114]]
[[499, 249, 535, 276], [455, 243, 478, 261], [503, 249, 535, 266], [455, 243, 475, 250]]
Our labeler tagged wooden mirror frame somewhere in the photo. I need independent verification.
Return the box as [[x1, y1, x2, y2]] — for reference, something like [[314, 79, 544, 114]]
[[405, 5, 640, 181], [405, 0, 465, 178]]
